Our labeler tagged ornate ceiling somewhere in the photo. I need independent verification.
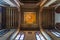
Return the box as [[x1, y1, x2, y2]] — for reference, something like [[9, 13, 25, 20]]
[[0, 0, 59, 8]]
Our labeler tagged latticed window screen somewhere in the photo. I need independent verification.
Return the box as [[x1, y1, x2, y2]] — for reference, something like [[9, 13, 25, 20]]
[[6, 7, 18, 29]]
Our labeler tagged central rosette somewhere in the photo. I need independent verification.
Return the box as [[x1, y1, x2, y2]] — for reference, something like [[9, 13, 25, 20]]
[[24, 12, 36, 24]]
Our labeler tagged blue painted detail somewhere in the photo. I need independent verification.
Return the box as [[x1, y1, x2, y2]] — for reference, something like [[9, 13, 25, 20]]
[[0, 0, 10, 6], [0, 29, 10, 37]]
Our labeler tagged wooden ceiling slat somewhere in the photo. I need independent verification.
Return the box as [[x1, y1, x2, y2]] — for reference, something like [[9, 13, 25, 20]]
[[20, 0, 40, 3]]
